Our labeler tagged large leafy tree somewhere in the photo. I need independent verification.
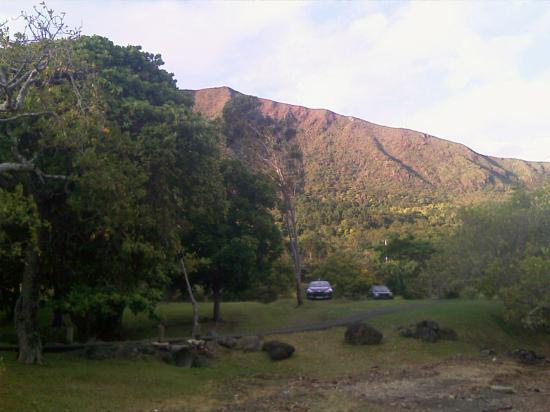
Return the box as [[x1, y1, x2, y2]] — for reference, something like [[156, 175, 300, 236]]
[[56, 36, 224, 340], [0, 5, 224, 361]]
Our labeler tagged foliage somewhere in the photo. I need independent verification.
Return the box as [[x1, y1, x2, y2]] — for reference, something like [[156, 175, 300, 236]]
[[0, 186, 41, 316], [239, 255, 294, 303], [222, 94, 306, 305], [427, 188, 550, 328], [374, 234, 435, 298], [500, 256, 550, 330], [188, 158, 283, 318], [0, 30, 229, 340]]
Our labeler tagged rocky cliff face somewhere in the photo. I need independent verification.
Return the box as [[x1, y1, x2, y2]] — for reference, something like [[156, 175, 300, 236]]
[[190, 86, 550, 206]]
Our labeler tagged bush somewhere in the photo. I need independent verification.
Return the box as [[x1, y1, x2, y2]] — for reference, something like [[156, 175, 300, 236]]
[[501, 256, 550, 330], [378, 259, 424, 299], [238, 256, 294, 303]]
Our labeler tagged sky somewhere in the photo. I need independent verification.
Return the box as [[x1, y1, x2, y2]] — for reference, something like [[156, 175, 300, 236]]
[[1, 1, 550, 162]]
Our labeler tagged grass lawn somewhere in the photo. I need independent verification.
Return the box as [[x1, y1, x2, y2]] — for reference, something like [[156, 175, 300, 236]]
[[123, 297, 412, 339], [1, 299, 548, 411]]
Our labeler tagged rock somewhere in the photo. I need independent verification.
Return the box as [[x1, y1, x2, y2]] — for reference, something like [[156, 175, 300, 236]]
[[490, 385, 516, 394], [172, 347, 194, 367], [510, 348, 545, 365], [417, 327, 439, 342], [398, 320, 457, 343], [217, 336, 237, 349], [237, 336, 262, 352], [116, 344, 140, 359], [438, 326, 458, 341], [84, 345, 114, 360], [399, 327, 416, 338], [344, 322, 383, 345], [138, 343, 157, 356], [192, 354, 210, 368], [262, 340, 295, 361], [480, 348, 496, 356], [205, 340, 223, 359]]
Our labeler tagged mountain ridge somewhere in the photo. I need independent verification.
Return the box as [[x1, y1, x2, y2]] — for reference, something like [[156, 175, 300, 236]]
[[188, 86, 550, 206]]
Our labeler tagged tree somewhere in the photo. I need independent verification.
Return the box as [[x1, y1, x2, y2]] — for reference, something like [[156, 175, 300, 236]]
[[374, 234, 434, 298], [0, 4, 84, 364], [222, 95, 305, 306], [188, 159, 282, 321], [56, 36, 225, 339], [426, 188, 550, 328], [0, 5, 226, 357]]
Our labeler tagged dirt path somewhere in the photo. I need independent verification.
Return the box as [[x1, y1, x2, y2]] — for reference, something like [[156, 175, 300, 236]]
[[215, 358, 550, 412]]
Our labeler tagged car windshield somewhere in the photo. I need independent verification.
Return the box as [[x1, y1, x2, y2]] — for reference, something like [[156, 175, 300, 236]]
[[309, 281, 330, 287], [372, 286, 389, 292]]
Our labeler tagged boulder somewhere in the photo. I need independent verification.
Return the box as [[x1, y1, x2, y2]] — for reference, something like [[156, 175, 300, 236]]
[[237, 336, 262, 352], [217, 336, 237, 349], [262, 340, 295, 361], [399, 320, 458, 343], [415, 321, 440, 343], [510, 348, 545, 365], [172, 347, 194, 367], [204, 340, 223, 359], [344, 322, 383, 345], [438, 326, 458, 341]]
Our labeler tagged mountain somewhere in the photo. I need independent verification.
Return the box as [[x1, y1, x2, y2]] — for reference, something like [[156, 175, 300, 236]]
[[190, 87, 550, 208], [187, 86, 550, 253]]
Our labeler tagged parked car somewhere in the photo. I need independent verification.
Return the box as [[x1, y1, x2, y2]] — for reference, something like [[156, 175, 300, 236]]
[[306, 280, 333, 300], [368, 285, 394, 299]]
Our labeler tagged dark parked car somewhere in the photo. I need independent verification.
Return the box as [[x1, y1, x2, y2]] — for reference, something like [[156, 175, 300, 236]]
[[306, 280, 333, 300], [369, 285, 393, 299]]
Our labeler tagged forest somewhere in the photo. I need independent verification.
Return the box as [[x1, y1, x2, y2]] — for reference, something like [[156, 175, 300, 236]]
[[0, 5, 548, 368]]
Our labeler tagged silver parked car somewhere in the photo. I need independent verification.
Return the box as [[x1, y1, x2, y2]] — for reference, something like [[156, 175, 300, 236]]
[[368, 285, 394, 299]]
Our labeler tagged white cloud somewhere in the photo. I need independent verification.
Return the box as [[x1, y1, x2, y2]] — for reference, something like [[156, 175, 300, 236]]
[[1, 1, 549, 161]]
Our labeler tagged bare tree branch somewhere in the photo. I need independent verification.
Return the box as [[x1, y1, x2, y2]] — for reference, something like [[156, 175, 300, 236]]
[[0, 162, 34, 173], [0, 111, 54, 122]]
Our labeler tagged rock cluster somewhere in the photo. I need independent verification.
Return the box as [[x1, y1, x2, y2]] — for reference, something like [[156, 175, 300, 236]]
[[81, 334, 298, 365], [398, 320, 458, 343], [344, 322, 383, 345], [82, 339, 211, 367]]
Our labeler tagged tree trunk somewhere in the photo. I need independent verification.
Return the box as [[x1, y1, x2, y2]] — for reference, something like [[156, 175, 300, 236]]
[[179, 256, 200, 338], [289, 235, 303, 306], [14, 243, 44, 364], [283, 197, 303, 307], [212, 277, 222, 322]]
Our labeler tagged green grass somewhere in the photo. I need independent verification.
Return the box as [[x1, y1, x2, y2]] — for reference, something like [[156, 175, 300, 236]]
[[123, 297, 411, 339], [1, 299, 549, 411]]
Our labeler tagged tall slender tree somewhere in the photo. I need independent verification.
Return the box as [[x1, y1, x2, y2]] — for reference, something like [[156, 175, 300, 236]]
[[222, 96, 305, 305]]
